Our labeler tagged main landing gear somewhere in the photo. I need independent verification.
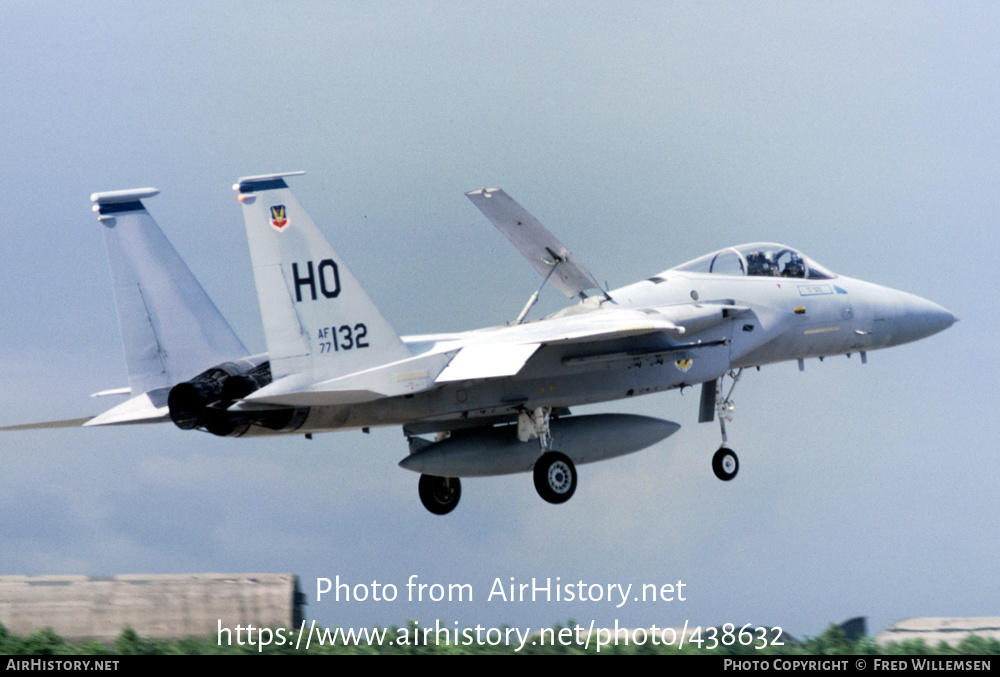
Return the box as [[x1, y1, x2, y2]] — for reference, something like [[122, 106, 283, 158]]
[[533, 451, 577, 503], [418, 474, 461, 515], [415, 406, 578, 515], [521, 407, 578, 504], [710, 368, 743, 481]]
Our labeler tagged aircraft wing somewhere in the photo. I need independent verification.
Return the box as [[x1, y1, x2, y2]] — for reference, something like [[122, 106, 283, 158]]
[[435, 303, 745, 382], [466, 188, 606, 299], [240, 303, 742, 407], [236, 308, 675, 406]]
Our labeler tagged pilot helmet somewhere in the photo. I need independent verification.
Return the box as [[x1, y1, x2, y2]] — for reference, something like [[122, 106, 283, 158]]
[[746, 250, 774, 276]]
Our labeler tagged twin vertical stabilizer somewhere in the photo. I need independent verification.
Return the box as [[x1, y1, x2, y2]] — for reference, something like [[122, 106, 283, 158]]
[[91, 189, 249, 396], [233, 173, 410, 384]]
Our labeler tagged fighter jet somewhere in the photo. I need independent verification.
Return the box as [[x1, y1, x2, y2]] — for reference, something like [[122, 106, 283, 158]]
[[3, 173, 957, 515]]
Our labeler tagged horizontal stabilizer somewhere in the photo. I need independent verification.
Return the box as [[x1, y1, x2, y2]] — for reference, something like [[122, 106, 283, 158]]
[[466, 188, 605, 299], [84, 388, 170, 427], [0, 390, 169, 430], [0, 417, 93, 432], [90, 387, 132, 398]]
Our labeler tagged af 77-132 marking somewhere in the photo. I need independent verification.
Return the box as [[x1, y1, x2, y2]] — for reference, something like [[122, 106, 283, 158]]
[[3, 173, 956, 515]]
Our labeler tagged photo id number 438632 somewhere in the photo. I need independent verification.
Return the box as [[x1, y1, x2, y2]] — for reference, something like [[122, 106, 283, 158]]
[[318, 323, 369, 352]]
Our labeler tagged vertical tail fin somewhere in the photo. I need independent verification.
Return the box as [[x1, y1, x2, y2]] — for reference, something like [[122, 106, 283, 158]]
[[233, 172, 410, 383], [91, 189, 249, 396]]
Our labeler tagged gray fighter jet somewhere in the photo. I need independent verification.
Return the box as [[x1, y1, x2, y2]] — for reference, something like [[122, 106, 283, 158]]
[[4, 173, 956, 515]]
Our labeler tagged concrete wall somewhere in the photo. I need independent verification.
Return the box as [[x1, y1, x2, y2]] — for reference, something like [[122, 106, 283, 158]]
[[0, 573, 304, 641]]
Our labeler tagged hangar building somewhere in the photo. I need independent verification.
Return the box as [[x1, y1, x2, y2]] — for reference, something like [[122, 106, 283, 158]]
[[877, 617, 1000, 647]]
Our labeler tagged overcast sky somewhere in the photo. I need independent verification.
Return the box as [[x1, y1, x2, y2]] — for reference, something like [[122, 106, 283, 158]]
[[0, 1, 997, 643]]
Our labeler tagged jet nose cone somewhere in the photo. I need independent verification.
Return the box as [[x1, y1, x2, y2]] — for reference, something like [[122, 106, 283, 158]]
[[890, 292, 957, 345]]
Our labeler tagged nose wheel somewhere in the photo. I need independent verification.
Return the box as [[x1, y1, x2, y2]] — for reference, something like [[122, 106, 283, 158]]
[[712, 447, 739, 481], [708, 369, 743, 482]]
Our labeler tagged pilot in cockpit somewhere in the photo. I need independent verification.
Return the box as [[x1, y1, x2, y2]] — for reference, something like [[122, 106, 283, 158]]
[[781, 253, 805, 278], [746, 250, 776, 276]]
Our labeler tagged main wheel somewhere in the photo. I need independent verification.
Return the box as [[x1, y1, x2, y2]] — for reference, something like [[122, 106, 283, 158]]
[[533, 452, 577, 504], [712, 447, 739, 481], [418, 474, 461, 515]]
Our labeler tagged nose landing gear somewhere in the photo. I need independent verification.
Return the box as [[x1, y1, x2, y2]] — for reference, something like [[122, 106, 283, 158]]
[[712, 447, 739, 481], [706, 368, 743, 481]]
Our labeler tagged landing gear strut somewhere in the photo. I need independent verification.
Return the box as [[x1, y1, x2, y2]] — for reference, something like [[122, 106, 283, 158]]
[[418, 474, 461, 515], [712, 368, 743, 481], [520, 406, 578, 504]]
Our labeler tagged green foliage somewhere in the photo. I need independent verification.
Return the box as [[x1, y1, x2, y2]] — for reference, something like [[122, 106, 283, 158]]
[[799, 623, 858, 655], [882, 639, 934, 655], [24, 628, 69, 655], [113, 626, 163, 655], [956, 634, 1000, 655], [0, 622, 25, 655]]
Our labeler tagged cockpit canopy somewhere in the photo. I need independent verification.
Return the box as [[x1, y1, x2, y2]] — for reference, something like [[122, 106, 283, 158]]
[[671, 243, 835, 279]]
